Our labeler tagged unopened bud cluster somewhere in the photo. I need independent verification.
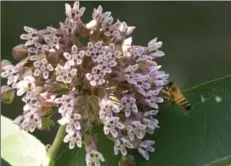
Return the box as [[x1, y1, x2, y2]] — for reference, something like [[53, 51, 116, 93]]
[[1, 1, 169, 165]]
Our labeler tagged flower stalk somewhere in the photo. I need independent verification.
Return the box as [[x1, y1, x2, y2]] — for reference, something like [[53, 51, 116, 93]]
[[43, 125, 66, 166]]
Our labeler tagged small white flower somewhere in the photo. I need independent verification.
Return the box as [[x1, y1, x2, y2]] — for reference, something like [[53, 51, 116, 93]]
[[124, 64, 139, 84], [54, 94, 75, 116], [16, 76, 36, 96], [133, 74, 151, 96], [102, 19, 114, 37], [96, 53, 116, 72], [23, 100, 40, 114], [99, 99, 120, 119], [151, 69, 167, 81], [138, 140, 155, 160], [20, 26, 40, 47], [1, 65, 21, 88], [14, 109, 42, 133], [59, 112, 81, 127], [85, 41, 104, 61], [95, 11, 115, 37], [85, 149, 105, 166], [55, 64, 77, 84], [44, 35, 60, 52], [65, 1, 86, 20], [92, 5, 103, 23], [114, 137, 134, 156], [145, 89, 164, 109], [112, 20, 135, 42], [117, 21, 135, 36], [126, 121, 146, 141], [103, 117, 124, 137], [64, 130, 82, 149], [149, 66, 169, 87], [147, 38, 162, 52], [119, 95, 138, 117], [142, 117, 159, 134], [149, 50, 165, 59], [63, 45, 85, 65], [85, 41, 122, 87], [86, 66, 106, 86], [33, 58, 53, 79], [143, 110, 159, 117], [1, 64, 14, 78], [46, 26, 58, 34], [55, 94, 82, 149], [60, 18, 77, 36], [131, 46, 146, 59], [28, 44, 48, 57], [21, 87, 43, 103]]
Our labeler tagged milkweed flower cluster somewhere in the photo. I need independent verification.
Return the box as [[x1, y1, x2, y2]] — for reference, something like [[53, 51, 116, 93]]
[[1, 1, 169, 165]]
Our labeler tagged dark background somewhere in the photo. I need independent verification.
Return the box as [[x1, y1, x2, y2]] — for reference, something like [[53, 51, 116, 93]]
[[1, 1, 231, 165]]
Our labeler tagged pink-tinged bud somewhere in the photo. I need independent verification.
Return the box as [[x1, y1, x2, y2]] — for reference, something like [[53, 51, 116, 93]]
[[0, 60, 13, 71], [47, 51, 60, 65], [1, 85, 15, 104], [40, 91, 56, 105], [12, 44, 28, 60]]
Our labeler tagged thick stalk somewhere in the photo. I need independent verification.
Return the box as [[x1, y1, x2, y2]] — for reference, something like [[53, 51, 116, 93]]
[[42, 125, 66, 166]]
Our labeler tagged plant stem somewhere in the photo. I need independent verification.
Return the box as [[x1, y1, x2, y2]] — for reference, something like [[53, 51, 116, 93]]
[[42, 125, 66, 166]]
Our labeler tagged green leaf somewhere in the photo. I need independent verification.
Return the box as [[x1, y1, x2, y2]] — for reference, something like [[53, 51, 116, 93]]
[[55, 74, 231, 166], [202, 155, 231, 166], [1, 115, 48, 166]]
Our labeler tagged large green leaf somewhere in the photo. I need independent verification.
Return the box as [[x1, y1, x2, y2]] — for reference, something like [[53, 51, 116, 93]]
[[55, 74, 231, 166], [1, 115, 48, 166]]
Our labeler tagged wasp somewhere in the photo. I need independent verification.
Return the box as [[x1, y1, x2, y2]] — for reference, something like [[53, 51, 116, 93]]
[[162, 81, 191, 111]]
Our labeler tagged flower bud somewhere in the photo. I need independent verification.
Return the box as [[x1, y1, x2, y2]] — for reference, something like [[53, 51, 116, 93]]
[[47, 51, 60, 65], [12, 44, 28, 60], [1, 60, 12, 69], [1, 85, 15, 104], [1, 60, 13, 73]]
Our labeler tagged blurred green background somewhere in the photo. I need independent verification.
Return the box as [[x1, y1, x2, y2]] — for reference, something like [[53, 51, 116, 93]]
[[1, 1, 231, 165]]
